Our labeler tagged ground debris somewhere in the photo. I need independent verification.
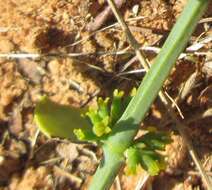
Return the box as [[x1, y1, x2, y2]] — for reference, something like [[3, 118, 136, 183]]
[[9, 167, 54, 190], [0, 138, 27, 184], [17, 59, 43, 84], [56, 143, 79, 163], [0, 62, 27, 121]]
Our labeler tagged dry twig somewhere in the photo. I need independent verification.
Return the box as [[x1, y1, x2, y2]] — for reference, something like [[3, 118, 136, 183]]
[[134, 173, 150, 190], [87, 0, 126, 31]]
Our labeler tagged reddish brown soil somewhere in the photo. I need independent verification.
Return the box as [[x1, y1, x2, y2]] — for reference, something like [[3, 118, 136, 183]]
[[0, 0, 211, 190]]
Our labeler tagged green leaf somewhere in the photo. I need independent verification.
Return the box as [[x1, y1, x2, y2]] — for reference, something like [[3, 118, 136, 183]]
[[125, 131, 170, 175], [125, 147, 139, 174], [137, 132, 172, 150], [97, 97, 110, 119], [123, 88, 137, 109], [86, 108, 102, 125], [139, 149, 166, 176], [34, 96, 91, 142], [86, 106, 111, 137], [125, 130, 170, 176], [93, 116, 111, 137], [74, 129, 100, 141], [110, 89, 124, 125], [125, 146, 166, 176]]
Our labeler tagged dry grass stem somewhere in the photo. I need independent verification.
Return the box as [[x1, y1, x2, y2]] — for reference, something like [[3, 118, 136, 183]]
[[134, 173, 150, 190], [54, 166, 83, 184], [87, 0, 126, 31], [115, 176, 122, 190]]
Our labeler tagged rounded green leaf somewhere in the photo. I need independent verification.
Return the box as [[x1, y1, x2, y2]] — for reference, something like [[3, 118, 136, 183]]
[[34, 97, 91, 142]]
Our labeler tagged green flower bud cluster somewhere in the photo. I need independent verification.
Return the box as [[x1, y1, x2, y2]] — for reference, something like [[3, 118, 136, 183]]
[[74, 89, 136, 141]]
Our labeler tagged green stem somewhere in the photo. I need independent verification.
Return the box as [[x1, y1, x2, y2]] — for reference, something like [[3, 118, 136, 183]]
[[89, 0, 209, 189]]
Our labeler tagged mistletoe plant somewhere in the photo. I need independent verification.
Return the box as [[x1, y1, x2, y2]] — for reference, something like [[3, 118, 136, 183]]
[[34, 0, 209, 189]]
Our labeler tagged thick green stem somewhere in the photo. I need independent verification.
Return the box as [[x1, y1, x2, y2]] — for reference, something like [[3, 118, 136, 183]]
[[89, 0, 209, 189]]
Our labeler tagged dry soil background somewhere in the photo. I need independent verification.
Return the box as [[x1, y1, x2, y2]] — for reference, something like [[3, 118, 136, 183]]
[[0, 0, 211, 190]]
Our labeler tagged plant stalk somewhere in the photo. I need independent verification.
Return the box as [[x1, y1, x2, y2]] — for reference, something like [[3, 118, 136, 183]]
[[89, 0, 210, 189], [108, 0, 211, 186]]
